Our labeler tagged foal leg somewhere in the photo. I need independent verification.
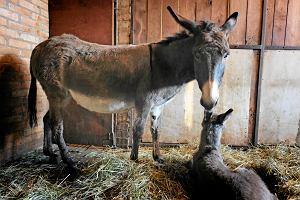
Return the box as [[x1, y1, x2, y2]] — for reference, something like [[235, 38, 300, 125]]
[[130, 105, 151, 161], [43, 111, 58, 163], [150, 105, 164, 163]]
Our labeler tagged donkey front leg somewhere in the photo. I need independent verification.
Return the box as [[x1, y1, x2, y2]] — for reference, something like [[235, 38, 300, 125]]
[[43, 111, 58, 163], [130, 106, 150, 161], [150, 105, 164, 163]]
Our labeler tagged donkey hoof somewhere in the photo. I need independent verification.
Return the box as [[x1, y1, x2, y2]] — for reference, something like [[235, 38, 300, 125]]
[[130, 152, 138, 161], [49, 155, 59, 164], [67, 166, 81, 179]]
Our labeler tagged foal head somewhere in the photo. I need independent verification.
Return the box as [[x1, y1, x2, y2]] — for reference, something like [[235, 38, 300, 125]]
[[167, 7, 238, 110], [200, 108, 233, 148]]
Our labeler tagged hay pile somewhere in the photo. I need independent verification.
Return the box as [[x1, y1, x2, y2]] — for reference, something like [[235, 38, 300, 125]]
[[0, 143, 299, 199], [222, 144, 300, 200]]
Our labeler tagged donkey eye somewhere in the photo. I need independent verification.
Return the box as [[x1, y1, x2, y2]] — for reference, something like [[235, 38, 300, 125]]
[[224, 53, 229, 59]]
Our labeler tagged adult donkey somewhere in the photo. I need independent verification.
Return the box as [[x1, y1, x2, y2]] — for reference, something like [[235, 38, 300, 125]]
[[28, 6, 238, 169]]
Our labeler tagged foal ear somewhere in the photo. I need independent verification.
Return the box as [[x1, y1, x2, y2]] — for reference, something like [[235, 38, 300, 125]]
[[217, 108, 233, 124], [221, 12, 239, 35], [167, 6, 196, 33]]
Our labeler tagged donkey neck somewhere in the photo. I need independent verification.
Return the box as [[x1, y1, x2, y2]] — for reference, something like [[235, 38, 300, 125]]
[[150, 36, 195, 88]]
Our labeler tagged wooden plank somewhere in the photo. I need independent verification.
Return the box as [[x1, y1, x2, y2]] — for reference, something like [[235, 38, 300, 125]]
[[162, 0, 179, 38], [195, 0, 212, 21], [248, 50, 259, 143], [265, 0, 275, 46], [272, 0, 288, 46], [179, 0, 195, 21], [258, 50, 300, 145], [254, 0, 267, 145], [133, 0, 148, 44], [229, 0, 247, 45], [211, 0, 228, 25], [246, 0, 263, 45], [285, 0, 300, 46], [147, 0, 162, 43], [179, 0, 195, 32]]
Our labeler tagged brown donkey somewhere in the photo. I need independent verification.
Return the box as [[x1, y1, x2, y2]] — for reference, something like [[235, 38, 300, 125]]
[[191, 109, 278, 200], [28, 7, 238, 169]]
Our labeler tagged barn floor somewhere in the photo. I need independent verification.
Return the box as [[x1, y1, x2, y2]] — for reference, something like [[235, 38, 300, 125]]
[[0, 143, 299, 200]]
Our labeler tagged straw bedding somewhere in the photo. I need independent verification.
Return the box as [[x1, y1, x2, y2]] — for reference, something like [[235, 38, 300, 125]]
[[0, 143, 299, 199]]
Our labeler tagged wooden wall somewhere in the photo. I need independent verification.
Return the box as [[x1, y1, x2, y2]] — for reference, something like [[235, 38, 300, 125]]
[[133, 0, 300, 47], [132, 0, 300, 146], [133, 0, 263, 45], [266, 0, 300, 46]]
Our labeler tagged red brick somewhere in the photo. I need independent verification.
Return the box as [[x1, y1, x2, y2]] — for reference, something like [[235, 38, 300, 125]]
[[35, 14, 49, 25], [0, 46, 21, 55], [20, 49, 32, 57], [0, 7, 19, 21], [31, 13, 49, 26], [38, 22, 48, 31], [19, 0, 39, 13], [0, 35, 5, 45], [8, 3, 32, 17], [0, 26, 19, 38], [0, 0, 6, 7], [0, 16, 7, 26], [9, 0, 19, 4], [40, 8, 48, 18], [20, 15, 36, 27], [20, 33, 39, 43], [9, 38, 31, 49], [8, 20, 31, 33], [0, 16, 7, 25], [31, 0, 48, 10], [36, 29, 49, 38]]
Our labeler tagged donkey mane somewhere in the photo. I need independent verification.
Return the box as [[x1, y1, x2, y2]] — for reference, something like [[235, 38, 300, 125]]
[[156, 20, 226, 48], [157, 31, 191, 45]]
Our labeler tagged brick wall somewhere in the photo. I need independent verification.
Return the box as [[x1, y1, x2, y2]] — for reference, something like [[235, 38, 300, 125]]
[[117, 0, 131, 44], [114, 0, 132, 147], [0, 0, 49, 163]]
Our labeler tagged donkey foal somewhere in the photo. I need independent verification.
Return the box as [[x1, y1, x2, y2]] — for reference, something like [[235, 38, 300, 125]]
[[191, 109, 277, 200]]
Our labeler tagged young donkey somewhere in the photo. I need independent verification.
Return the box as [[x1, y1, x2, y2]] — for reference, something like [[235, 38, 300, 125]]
[[192, 109, 277, 200], [28, 6, 238, 169]]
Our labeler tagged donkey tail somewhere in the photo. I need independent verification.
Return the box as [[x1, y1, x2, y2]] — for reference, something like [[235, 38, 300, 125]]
[[28, 51, 38, 128]]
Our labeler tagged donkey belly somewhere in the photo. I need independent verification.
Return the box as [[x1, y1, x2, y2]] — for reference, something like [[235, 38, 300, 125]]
[[69, 89, 134, 113]]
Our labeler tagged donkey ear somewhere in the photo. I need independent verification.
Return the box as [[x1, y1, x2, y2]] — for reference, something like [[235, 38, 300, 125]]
[[217, 108, 233, 124], [221, 12, 239, 35], [167, 6, 196, 32]]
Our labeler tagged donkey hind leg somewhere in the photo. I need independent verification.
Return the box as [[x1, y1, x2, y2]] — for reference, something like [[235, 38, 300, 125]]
[[49, 103, 75, 169], [150, 105, 164, 163], [43, 111, 58, 163], [130, 105, 151, 161]]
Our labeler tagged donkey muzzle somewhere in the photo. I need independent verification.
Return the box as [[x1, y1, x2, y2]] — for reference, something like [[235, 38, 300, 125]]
[[200, 80, 219, 110]]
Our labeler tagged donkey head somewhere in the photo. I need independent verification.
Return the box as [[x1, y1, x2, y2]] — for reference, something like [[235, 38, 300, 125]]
[[201, 108, 233, 147], [167, 6, 238, 110]]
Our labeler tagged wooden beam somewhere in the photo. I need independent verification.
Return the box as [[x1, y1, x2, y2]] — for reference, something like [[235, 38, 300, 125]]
[[254, 0, 268, 145]]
